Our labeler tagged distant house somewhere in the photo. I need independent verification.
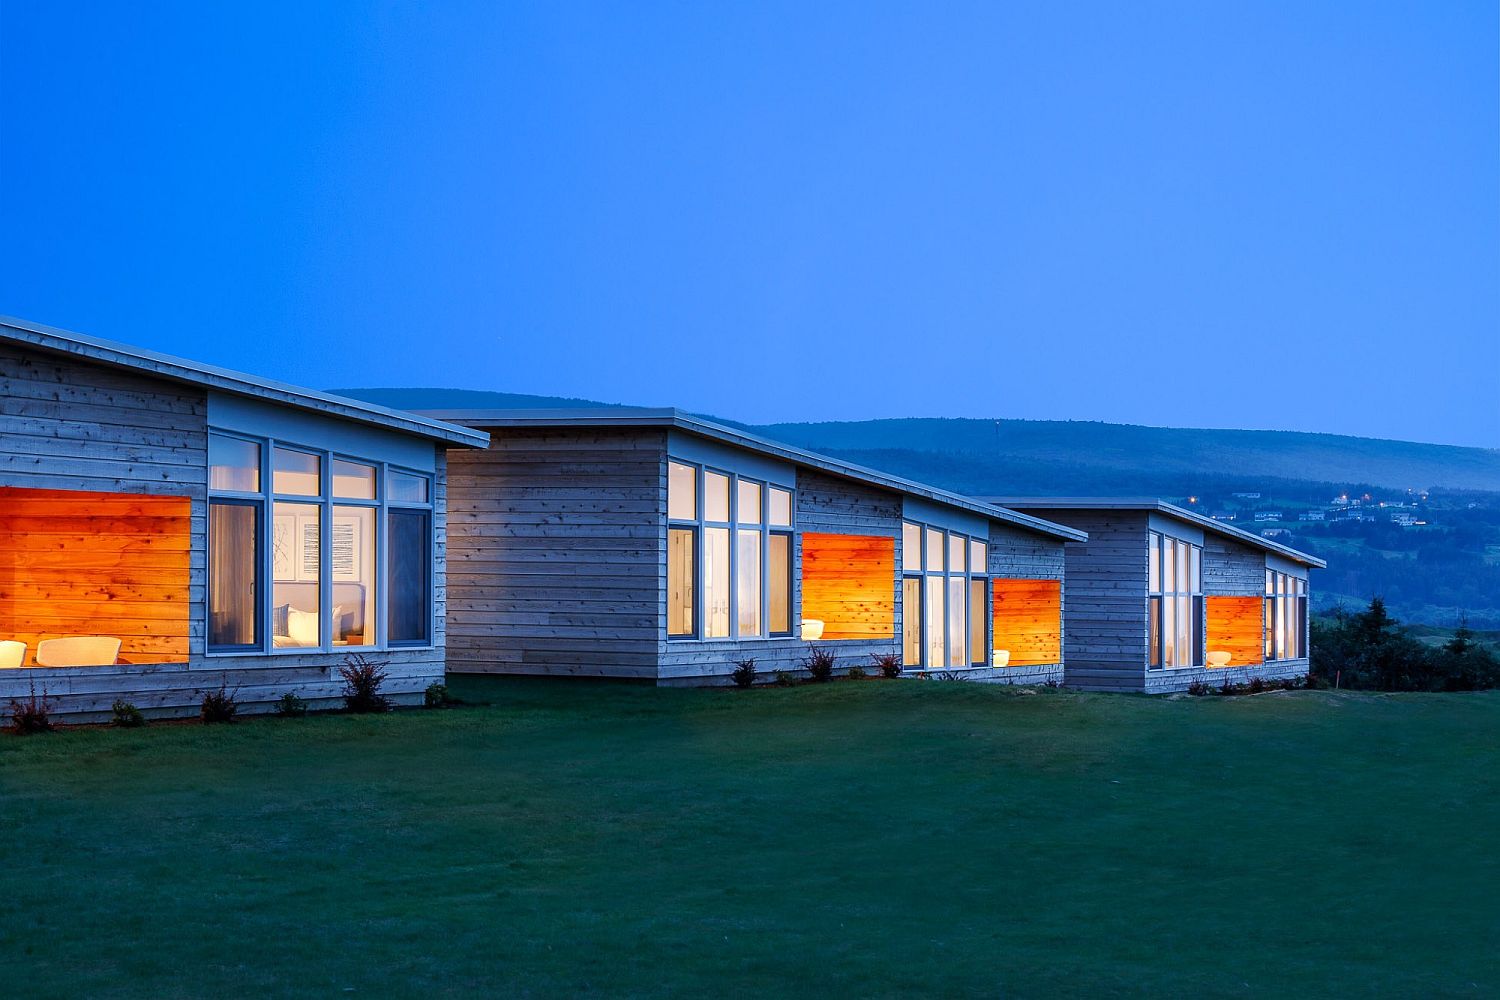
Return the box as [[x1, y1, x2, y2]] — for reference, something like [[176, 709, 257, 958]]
[[422, 408, 1084, 686], [982, 499, 1323, 694], [1233, 492, 1262, 500], [1260, 528, 1291, 539], [1210, 511, 1236, 522], [0, 316, 487, 719], [1253, 511, 1285, 523], [1390, 512, 1417, 526], [1298, 511, 1325, 522]]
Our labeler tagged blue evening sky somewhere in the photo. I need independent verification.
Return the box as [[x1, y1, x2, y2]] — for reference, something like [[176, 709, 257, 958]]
[[1, 2, 1495, 446]]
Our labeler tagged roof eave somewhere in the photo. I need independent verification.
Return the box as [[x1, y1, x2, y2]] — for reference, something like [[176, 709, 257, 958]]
[[0, 316, 490, 449]]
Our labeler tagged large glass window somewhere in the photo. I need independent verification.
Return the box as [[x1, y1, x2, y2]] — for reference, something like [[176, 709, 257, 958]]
[[209, 499, 259, 648], [207, 432, 434, 653], [666, 460, 793, 639], [273, 501, 321, 648], [902, 520, 988, 669], [388, 509, 431, 645], [1148, 531, 1203, 668], [1265, 570, 1308, 661]]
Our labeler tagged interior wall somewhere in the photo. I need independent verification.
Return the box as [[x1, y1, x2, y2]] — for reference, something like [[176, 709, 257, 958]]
[[801, 532, 896, 640], [992, 578, 1062, 666], [0, 487, 192, 665], [1205, 596, 1264, 667]]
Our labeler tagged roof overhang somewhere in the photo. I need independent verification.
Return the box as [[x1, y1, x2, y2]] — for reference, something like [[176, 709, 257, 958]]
[[422, 407, 1089, 543], [1, 315, 489, 449], [985, 497, 1327, 568]]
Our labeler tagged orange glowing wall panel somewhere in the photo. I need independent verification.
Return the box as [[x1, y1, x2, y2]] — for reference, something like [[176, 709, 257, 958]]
[[992, 578, 1062, 666], [1205, 596, 1264, 667], [0, 488, 192, 666], [800, 532, 896, 640]]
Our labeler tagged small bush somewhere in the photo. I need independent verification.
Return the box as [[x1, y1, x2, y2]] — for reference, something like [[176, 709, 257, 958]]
[[201, 684, 238, 724], [1186, 680, 1212, 697], [773, 669, 795, 687], [803, 647, 836, 683], [1247, 677, 1268, 694], [731, 659, 757, 688], [424, 683, 454, 707], [871, 653, 902, 678], [111, 700, 146, 728], [1217, 679, 1238, 697], [9, 683, 55, 734], [275, 692, 308, 717], [340, 653, 391, 713], [846, 665, 868, 680]]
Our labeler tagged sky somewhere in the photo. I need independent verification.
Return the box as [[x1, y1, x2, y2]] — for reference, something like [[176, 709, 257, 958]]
[[1, 2, 1496, 447]]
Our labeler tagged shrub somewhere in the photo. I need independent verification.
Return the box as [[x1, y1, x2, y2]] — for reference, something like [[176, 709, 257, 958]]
[[1186, 680, 1211, 697], [772, 669, 795, 687], [9, 683, 55, 734], [730, 658, 757, 688], [424, 683, 454, 707], [1217, 679, 1238, 697], [803, 647, 836, 683], [111, 700, 146, 727], [340, 653, 390, 713], [275, 692, 308, 717], [871, 653, 902, 678], [1247, 677, 1268, 694], [201, 684, 238, 724], [846, 665, 868, 681]]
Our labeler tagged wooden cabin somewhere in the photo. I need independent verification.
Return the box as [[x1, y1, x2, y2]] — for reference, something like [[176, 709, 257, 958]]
[[986, 499, 1325, 693], [424, 409, 1086, 685], [0, 316, 487, 719]]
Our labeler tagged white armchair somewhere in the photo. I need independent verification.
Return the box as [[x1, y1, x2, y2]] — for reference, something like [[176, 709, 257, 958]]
[[35, 636, 121, 668], [0, 641, 26, 669]]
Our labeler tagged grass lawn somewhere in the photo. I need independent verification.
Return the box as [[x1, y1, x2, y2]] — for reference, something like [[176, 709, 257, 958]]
[[2, 679, 1496, 998]]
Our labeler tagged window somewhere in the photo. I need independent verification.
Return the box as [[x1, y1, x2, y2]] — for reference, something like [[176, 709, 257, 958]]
[[1148, 531, 1203, 668], [901, 520, 988, 669], [388, 509, 431, 645], [210, 435, 260, 492], [1265, 570, 1308, 661], [208, 499, 259, 648], [206, 432, 434, 653], [666, 460, 793, 639]]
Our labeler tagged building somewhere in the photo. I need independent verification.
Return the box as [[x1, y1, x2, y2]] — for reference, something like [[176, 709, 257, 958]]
[[983, 499, 1324, 693], [0, 316, 487, 718], [423, 408, 1085, 686], [1253, 511, 1285, 523], [1298, 510, 1325, 522]]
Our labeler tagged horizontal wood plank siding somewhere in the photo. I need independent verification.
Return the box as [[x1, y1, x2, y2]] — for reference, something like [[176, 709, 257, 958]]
[[445, 427, 666, 678]]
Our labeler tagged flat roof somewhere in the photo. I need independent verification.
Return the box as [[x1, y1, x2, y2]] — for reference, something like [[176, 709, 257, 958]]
[[420, 407, 1089, 543], [1, 315, 489, 448], [983, 497, 1327, 568]]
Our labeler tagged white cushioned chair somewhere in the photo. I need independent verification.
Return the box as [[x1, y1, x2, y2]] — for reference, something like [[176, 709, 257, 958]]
[[36, 636, 122, 668], [0, 641, 26, 669]]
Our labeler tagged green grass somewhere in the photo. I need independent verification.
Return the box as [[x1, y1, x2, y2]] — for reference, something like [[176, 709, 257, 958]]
[[2, 679, 1496, 998]]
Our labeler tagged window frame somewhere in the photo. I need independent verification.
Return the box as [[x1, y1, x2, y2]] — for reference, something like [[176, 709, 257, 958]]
[[900, 519, 988, 670], [666, 459, 794, 641], [1264, 569, 1308, 661], [206, 430, 436, 656]]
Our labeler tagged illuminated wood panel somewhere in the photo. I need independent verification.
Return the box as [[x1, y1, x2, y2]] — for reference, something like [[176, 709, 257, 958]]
[[1205, 595, 1264, 667], [992, 578, 1061, 666], [801, 532, 895, 639], [0, 487, 192, 665]]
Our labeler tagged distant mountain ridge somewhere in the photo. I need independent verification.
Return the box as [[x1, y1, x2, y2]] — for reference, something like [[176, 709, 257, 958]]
[[333, 387, 1500, 495]]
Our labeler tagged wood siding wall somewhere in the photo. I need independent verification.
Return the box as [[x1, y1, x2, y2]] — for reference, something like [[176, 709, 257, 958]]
[[0, 488, 192, 664], [445, 426, 666, 679], [981, 522, 1067, 684], [801, 532, 896, 640], [0, 342, 446, 717]]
